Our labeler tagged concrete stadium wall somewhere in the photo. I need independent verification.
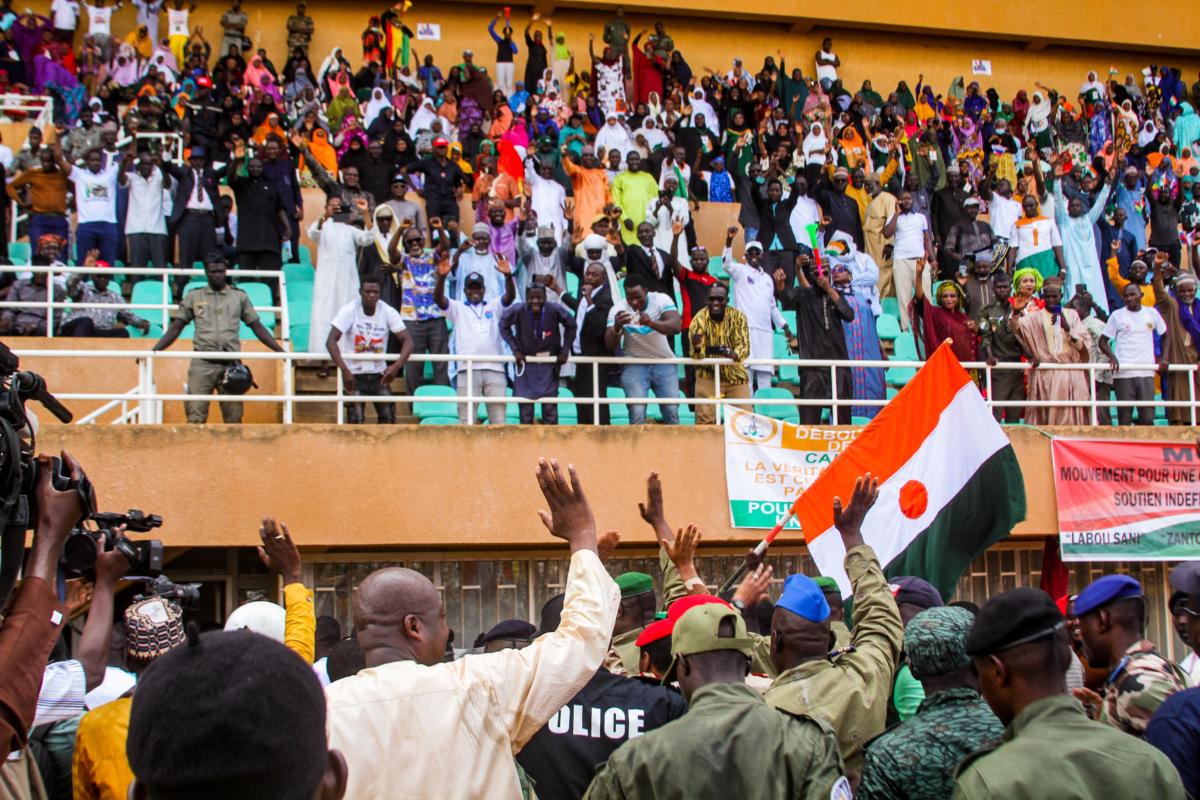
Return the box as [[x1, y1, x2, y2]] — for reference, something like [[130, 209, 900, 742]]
[[31, 423, 1198, 549], [25, 1, 1200, 101]]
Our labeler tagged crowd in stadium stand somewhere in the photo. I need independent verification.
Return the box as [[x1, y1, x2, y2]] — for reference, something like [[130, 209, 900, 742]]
[[0, 3, 1199, 425], [3, 455, 1200, 799]]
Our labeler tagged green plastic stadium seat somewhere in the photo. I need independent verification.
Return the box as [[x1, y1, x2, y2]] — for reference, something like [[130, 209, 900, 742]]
[[892, 334, 918, 361], [754, 387, 800, 423], [606, 386, 630, 424], [565, 271, 580, 297], [419, 416, 459, 425], [238, 282, 276, 329], [882, 297, 900, 318], [7, 243, 30, 264], [412, 385, 459, 419], [283, 262, 314, 286], [130, 282, 185, 336], [288, 323, 310, 349], [886, 364, 916, 388], [296, 245, 313, 266], [876, 313, 901, 342]]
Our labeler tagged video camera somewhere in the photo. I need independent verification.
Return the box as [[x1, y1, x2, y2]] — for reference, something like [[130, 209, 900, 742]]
[[137, 574, 202, 608], [0, 341, 75, 608], [62, 509, 165, 579]]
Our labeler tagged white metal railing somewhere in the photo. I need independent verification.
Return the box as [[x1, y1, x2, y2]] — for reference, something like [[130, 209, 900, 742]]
[[0, 93, 53, 118], [8, 349, 1198, 427], [0, 265, 290, 340]]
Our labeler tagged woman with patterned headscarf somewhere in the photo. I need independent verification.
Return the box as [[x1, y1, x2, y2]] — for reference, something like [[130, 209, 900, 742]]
[[910, 256, 978, 363]]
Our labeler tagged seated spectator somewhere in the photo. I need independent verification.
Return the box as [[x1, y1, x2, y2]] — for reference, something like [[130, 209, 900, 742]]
[[61, 253, 151, 337], [0, 266, 66, 336]]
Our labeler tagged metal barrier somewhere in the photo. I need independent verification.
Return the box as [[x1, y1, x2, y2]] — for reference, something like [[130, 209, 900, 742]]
[[114, 133, 186, 163], [0, 265, 290, 340], [8, 348, 1198, 427]]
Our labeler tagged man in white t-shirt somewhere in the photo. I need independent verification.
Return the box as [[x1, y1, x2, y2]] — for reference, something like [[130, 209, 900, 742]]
[[82, 0, 116, 58], [434, 252, 517, 424], [59, 146, 120, 264], [50, 0, 81, 43], [1100, 282, 1167, 425], [167, 0, 196, 67], [326, 274, 414, 425], [884, 190, 933, 330], [814, 37, 840, 91], [604, 274, 683, 425]]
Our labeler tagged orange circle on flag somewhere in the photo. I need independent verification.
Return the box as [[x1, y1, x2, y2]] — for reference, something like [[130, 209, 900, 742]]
[[899, 480, 929, 519]]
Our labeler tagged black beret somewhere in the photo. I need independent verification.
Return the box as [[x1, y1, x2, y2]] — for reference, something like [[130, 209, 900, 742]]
[[965, 587, 1065, 657], [127, 630, 327, 800], [475, 618, 537, 648]]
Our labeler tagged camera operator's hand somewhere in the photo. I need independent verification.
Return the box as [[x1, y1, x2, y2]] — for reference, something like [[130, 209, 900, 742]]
[[93, 527, 132, 588], [28, 452, 88, 583], [258, 518, 302, 586]]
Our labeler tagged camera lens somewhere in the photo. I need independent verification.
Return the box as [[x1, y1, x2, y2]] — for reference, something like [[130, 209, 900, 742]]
[[62, 531, 100, 573]]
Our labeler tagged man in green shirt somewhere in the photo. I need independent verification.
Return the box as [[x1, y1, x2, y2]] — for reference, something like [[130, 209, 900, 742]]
[[952, 588, 1186, 799], [584, 601, 850, 800], [763, 475, 904, 775], [610, 152, 659, 246], [152, 253, 284, 423]]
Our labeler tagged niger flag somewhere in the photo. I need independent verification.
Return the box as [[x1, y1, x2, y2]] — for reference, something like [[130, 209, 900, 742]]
[[794, 342, 1026, 600]]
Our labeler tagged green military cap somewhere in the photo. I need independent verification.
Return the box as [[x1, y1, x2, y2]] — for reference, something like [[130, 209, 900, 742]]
[[905, 606, 973, 676], [663, 604, 754, 683], [615, 572, 654, 598], [813, 576, 841, 595]]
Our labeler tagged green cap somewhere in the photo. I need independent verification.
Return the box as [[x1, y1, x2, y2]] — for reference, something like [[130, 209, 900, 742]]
[[663, 604, 754, 683], [615, 572, 654, 598], [813, 576, 841, 594]]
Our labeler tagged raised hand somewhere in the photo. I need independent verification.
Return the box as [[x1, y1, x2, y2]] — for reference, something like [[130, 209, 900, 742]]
[[637, 472, 671, 541], [535, 459, 598, 552], [597, 530, 620, 562], [257, 517, 302, 585], [832, 473, 879, 550], [732, 563, 774, 609]]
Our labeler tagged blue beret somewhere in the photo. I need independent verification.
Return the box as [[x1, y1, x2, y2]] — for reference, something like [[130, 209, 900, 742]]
[[1074, 574, 1144, 616], [777, 574, 831, 623]]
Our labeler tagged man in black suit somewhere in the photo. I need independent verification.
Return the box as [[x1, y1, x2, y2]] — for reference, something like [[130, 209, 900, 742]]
[[570, 261, 615, 425], [164, 146, 227, 298], [754, 176, 806, 285], [622, 220, 677, 301]]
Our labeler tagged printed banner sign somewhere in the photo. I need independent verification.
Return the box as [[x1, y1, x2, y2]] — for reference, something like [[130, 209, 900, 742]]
[[1052, 438, 1200, 561], [416, 22, 441, 40], [725, 410, 860, 528]]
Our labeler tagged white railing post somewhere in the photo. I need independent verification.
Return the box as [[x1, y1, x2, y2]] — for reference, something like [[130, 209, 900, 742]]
[[335, 367, 345, 424], [592, 360, 600, 426], [466, 358, 475, 425], [282, 351, 294, 424], [829, 363, 838, 424], [714, 361, 722, 426], [45, 263, 56, 338]]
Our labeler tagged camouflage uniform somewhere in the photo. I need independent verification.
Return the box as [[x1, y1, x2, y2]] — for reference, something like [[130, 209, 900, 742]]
[[1100, 638, 1188, 736], [858, 687, 1002, 800]]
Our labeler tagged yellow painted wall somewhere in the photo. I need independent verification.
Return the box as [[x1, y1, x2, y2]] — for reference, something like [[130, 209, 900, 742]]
[[26, 1, 1200, 101], [30, 424, 1198, 549]]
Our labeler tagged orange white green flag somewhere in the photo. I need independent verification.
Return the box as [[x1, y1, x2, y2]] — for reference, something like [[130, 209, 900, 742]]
[[793, 342, 1026, 599]]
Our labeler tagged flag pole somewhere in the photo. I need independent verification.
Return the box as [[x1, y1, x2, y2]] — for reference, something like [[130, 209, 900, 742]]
[[716, 506, 796, 600]]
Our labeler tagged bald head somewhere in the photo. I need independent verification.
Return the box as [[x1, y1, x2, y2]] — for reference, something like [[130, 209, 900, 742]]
[[353, 568, 448, 668], [770, 606, 834, 673]]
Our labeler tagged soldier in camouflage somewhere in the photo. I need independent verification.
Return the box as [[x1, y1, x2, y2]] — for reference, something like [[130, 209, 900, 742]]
[[1071, 574, 1188, 736], [858, 606, 1003, 800]]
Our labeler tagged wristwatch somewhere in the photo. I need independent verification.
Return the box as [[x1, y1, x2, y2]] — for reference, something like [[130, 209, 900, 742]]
[[731, 598, 746, 611]]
